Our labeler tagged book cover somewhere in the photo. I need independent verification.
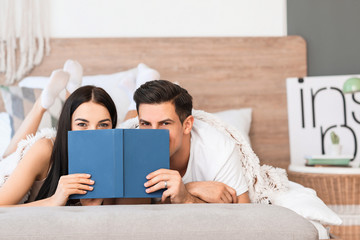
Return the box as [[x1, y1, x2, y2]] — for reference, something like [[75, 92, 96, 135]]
[[305, 155, 352, 166], [68, 129, 169, 199]]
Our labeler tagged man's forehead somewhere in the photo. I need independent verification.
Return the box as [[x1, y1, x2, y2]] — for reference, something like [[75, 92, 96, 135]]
[[138, 102, 178, 121]]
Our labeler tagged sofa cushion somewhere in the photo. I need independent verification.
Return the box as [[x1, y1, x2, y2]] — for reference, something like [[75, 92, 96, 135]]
[[0, 204, 318, 240]]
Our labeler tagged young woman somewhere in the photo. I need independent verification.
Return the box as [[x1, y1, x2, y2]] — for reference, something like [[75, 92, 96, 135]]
[[0, 61, 117, 206]]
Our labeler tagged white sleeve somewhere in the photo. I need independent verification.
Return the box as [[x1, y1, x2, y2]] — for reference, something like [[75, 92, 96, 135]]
[[213, 145, 248, 196]]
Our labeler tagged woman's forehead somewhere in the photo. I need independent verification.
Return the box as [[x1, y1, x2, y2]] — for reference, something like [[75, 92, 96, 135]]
[[72, 102, 110, 119]]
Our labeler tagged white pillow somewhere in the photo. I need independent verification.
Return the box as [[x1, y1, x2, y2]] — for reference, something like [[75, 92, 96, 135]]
[[213, 108, 252, 145], [272, 181, 342, 225], [0, 112, 11, 157], [81, 69, 137, 123], [18, 76, 49, 89], [20, 67, 138, 123]]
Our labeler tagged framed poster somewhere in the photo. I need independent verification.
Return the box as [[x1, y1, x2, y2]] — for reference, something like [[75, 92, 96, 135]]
[[287, 75, 360, 167]]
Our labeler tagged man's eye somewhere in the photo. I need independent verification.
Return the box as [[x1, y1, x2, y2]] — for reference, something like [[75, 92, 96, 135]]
[[162, 122, 170, 126], [141, 122, 150, 126]]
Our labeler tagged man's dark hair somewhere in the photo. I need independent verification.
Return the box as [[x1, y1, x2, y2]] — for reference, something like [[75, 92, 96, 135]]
[[134, 80, 193, 123]]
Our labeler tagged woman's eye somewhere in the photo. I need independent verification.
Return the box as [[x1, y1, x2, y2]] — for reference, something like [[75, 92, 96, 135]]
[[99, 123, 109, 128], [77, 123, 86, 127]]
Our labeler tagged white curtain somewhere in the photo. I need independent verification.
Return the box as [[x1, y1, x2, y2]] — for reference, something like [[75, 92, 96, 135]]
[[0, 0, 50, 85]]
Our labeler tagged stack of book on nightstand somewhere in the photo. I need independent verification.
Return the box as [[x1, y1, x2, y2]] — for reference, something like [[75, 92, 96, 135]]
[[305, 155, 353, 167]]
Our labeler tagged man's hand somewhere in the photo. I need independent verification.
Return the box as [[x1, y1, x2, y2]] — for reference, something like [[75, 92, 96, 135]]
[[186, 181, 238, 203], [145, 169, 196, 203]]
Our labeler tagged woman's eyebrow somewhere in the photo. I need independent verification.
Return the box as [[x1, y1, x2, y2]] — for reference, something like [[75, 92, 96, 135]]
[[74, 118, 89, 122], [74, 118, 111, 122], [99, 119, 111, 123]]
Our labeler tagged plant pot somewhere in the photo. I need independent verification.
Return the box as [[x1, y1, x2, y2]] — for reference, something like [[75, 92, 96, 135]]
[[331, 144, 342, 155]]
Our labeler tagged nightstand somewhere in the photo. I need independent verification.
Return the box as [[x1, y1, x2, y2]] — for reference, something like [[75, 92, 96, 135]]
[[288, 165, 360, 240]]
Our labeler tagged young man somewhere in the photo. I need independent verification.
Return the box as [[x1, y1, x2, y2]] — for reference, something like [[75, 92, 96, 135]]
[[133, 80, 250, 204]]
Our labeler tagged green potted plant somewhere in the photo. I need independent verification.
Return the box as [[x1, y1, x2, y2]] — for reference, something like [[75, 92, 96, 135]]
[[330, 131, 342, 155]]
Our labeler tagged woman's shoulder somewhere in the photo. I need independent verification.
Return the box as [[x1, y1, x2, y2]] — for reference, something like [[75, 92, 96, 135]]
[[16, 128, 56, 161], [28, 138, 53, 159], [22, 137, 54, 180], [33, 137, 54, 148]]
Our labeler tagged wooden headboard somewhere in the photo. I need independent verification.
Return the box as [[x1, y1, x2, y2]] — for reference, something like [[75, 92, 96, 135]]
[[1, 36, 307, 170]]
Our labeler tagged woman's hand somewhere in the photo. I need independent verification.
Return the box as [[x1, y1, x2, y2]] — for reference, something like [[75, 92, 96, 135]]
[[80, 198, 103, 206], [185, 181, 237, 203], [50, 174, 94, 206]]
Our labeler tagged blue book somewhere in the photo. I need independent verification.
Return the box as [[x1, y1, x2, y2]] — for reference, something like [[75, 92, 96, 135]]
[[68, 129, 169, 199]]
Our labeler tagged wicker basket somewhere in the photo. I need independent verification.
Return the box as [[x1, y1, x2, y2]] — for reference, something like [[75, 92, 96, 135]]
[[327, 225, 360, 240], [288, 170, 360, 205], [288, 170, 360, 240]]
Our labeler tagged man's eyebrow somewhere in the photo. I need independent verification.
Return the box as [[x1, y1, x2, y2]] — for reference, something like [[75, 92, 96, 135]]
[[139, 118, 175, 124], [139, 119, 150, 124], [159, 119, 175, 124]]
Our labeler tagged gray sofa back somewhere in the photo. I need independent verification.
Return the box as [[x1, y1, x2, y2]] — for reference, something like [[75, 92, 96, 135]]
[[0, 204, 318, 240]]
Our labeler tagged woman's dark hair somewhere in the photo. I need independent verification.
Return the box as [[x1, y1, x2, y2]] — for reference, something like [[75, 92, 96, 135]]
[[35, 86, 117, 202], [133, 80, 193, 123]]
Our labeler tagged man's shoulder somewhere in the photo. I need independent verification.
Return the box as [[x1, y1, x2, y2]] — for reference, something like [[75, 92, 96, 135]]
[[192, 119, 232, 140], [191, 119, 236, 151], [187, 118, 239, 179]]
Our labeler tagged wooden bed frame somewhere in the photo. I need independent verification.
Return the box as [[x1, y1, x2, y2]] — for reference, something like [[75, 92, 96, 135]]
[[0, 36, 307, 170]]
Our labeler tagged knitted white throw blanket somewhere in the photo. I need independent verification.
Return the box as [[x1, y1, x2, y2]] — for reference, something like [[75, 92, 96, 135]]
[[120, 109, 289, 204], [0, 128, 56, 203]]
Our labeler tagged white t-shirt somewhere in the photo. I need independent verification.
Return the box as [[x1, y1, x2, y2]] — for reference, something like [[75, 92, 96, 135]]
[[182, 119, 248, 196]]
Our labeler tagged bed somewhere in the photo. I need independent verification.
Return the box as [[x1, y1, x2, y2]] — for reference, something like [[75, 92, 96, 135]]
[[0, 37, 335, 239]]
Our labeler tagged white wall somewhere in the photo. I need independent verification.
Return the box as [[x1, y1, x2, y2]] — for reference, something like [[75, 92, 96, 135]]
[[49, 0, 287, 38]]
